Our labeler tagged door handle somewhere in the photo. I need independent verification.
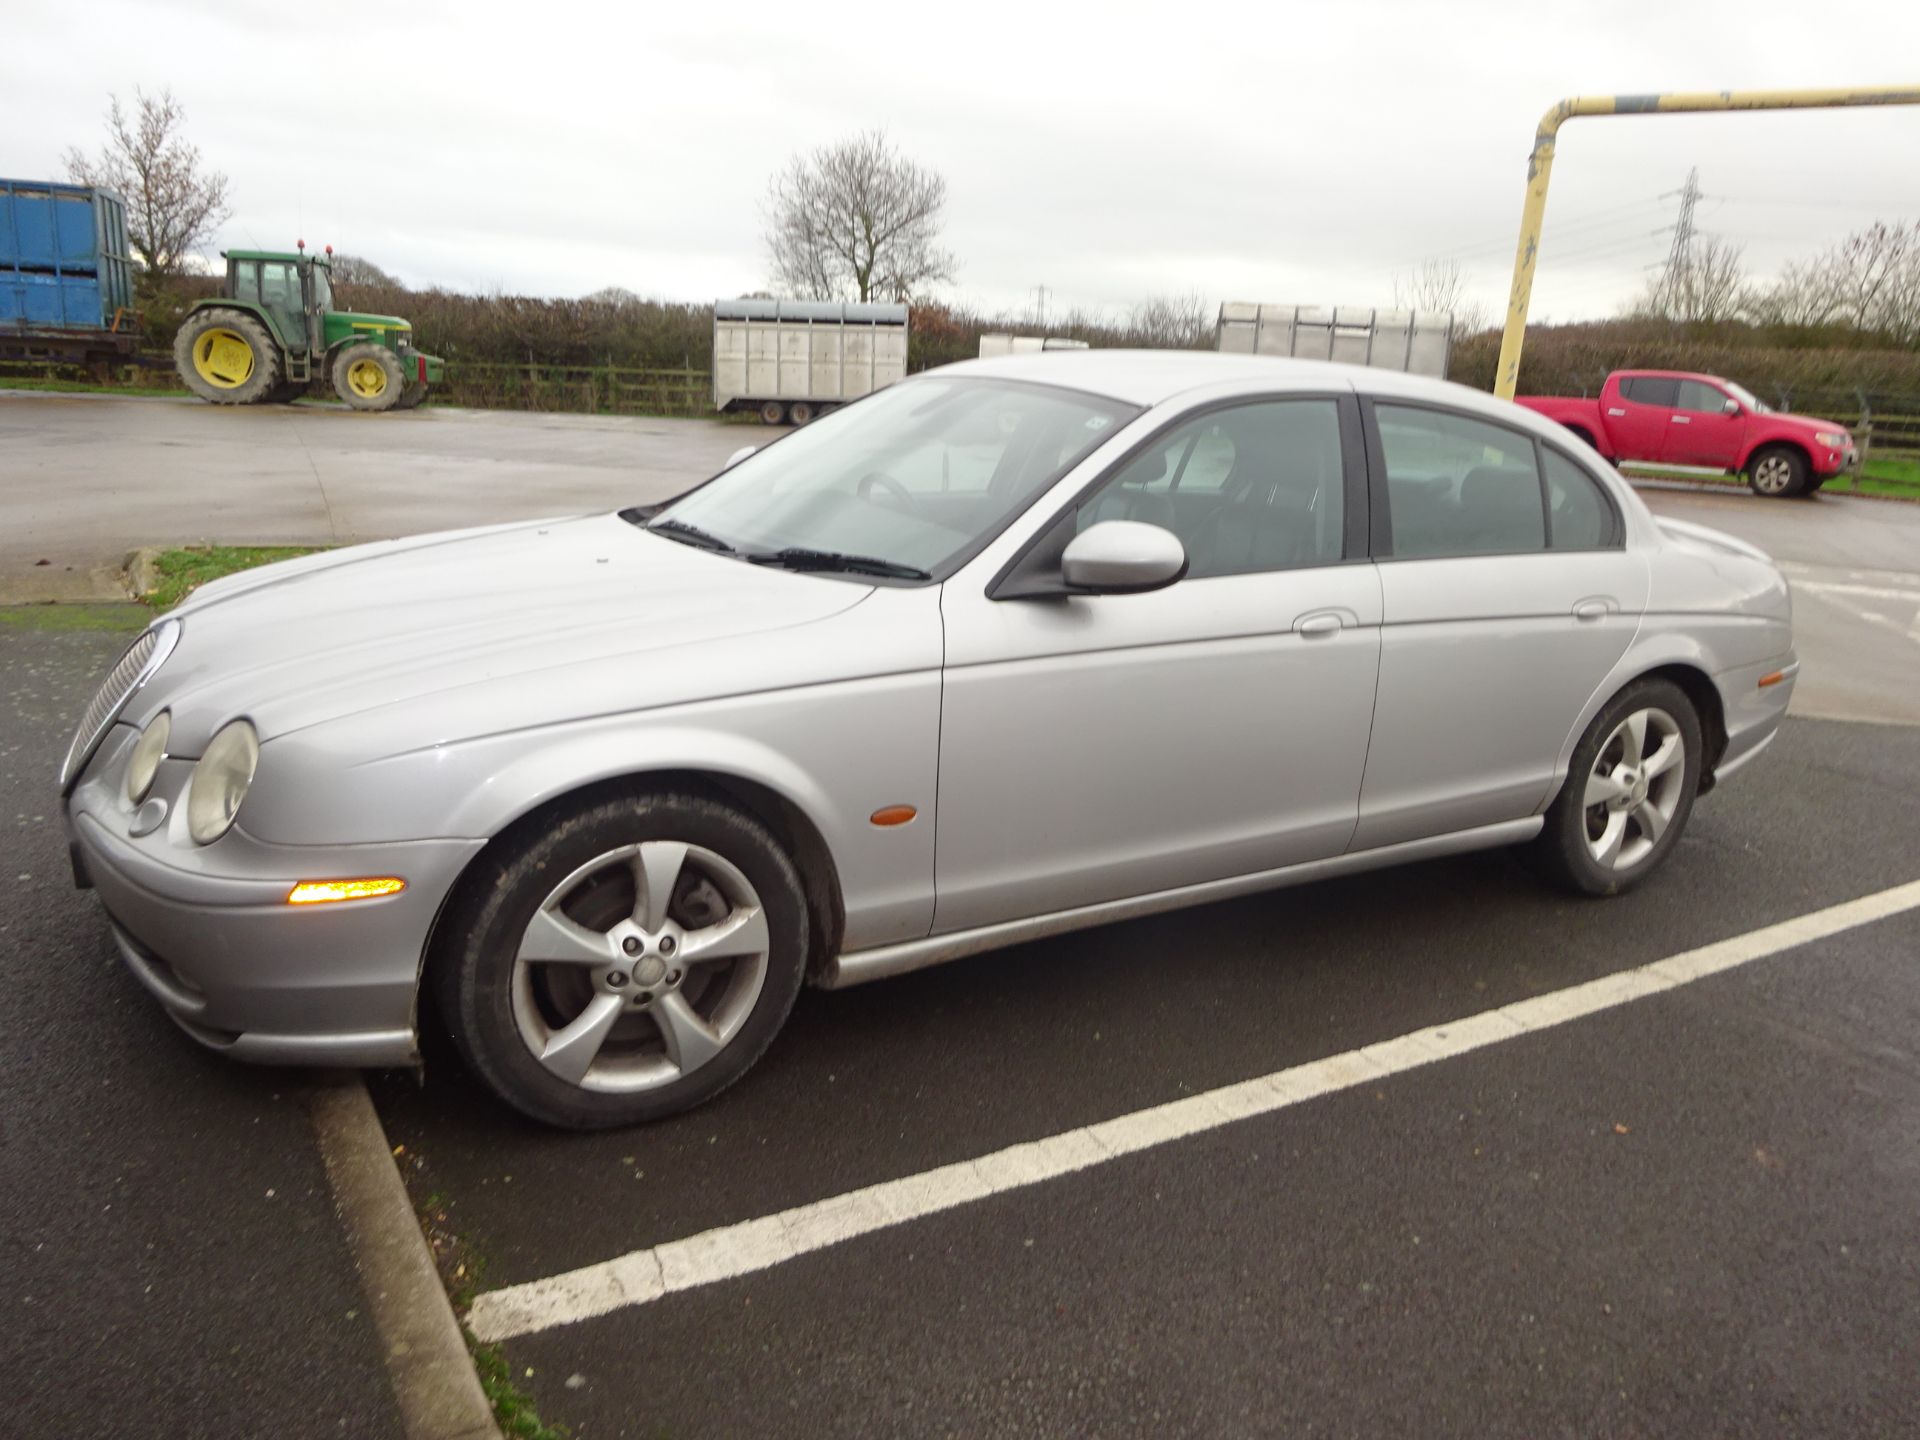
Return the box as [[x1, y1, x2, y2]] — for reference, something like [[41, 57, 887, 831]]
[[1295, 612, 1344, 637], [1606, 408, 1626, 416], [1572, 598, 1611, 621], [1671, 415, 1690, 424]]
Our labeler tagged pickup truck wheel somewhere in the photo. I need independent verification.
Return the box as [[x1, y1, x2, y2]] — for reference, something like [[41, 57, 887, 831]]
[[1748, 445, 1807, 498], [175, 309, 281, 405], [1564, 424, 1595, 448]]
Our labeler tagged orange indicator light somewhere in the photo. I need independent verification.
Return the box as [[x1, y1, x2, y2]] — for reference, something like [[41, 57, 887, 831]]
[[287, 877, 407, 905]]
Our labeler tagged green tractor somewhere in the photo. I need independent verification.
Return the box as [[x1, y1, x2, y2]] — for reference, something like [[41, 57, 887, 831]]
[[174, 248, 443, 412]]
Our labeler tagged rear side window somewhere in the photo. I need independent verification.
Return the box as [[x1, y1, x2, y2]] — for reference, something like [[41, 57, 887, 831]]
[[1375, 405, 1544, 559], [1542, 448, 1616, 550], [1620, 376, 1679, 407]]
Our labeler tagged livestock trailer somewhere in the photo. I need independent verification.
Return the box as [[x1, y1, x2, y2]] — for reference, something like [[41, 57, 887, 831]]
[[1, 178, 139, 367], [712, 299, 908, 424], [1217, 303, 1452, 379]]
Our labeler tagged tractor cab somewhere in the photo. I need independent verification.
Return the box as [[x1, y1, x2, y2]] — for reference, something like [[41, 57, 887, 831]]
[[175, 246, 443, 411]]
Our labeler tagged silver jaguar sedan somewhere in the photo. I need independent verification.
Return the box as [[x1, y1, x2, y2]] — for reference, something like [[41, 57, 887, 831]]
[[61, 352, 1796, 1128]]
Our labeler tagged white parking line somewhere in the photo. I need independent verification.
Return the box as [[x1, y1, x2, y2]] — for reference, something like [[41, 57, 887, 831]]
[[466, 879, 1920, 1344]]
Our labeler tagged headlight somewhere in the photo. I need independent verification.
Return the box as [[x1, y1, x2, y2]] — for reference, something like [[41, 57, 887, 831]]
[[186, 720, 260, 844], [1815, 431, 1848, 448], [125, 710, 171, 804]]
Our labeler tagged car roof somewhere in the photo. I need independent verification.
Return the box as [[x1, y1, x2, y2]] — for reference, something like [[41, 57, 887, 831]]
[[944, 349, 1561, 435]]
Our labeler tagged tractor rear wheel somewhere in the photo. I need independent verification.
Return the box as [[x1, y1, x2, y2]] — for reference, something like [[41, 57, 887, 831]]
[[333, 343, 405, 412], [175, 310, 281, 405]]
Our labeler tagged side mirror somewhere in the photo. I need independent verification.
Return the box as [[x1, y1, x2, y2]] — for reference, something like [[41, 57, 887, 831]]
[[1060, 521, 1188, 594], [722, 444, 757, 470], [1722, 398, 1741, 415]]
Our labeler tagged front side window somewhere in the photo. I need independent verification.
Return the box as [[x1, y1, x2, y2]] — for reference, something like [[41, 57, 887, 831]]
[[1376, 405, 1544, 559], [650, 378, 1135, 578], [1077, 399, 1346, 578], [1675, 379, 1729, 414], [310, 264, 334, 313]]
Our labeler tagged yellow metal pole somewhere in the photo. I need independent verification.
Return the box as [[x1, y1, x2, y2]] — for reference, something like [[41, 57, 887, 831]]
[[1492, 85, 1920, 400]]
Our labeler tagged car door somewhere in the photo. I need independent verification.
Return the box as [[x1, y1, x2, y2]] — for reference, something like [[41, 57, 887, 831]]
[[1352, 400, 1648, 851], [933, 394, 1383, 935], [1665, 377, 1747, 468], [1608, 375, 1680, 461]]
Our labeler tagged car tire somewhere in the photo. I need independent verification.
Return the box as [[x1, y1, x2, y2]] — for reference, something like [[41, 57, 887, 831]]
[[1526, 677, 1702, 897], [432, 788, 810, 1129], [1747, 445, 1807, 498]]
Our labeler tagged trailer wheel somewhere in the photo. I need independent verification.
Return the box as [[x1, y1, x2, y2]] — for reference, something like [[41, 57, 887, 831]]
[[175, 309, 281, 405], [758, 400, 787, 425], [787, 401, 815, 426], [332, 343, 405, 412]]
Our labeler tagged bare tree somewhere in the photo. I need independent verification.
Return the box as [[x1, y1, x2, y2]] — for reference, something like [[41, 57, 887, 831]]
[[329, 253, 399, 288], [1392, 258, 1489, 333], [765, 131, 956, 302], [582, 285, 642, 308], [64, 88, 229, 277], [1125, 291, 1213, 348], [1638, 235, 1748, 323], [1746, 220, 1920, 341]]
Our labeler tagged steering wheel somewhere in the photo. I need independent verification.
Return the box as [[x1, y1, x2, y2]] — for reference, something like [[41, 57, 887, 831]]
[[857, 471, 923, 514]]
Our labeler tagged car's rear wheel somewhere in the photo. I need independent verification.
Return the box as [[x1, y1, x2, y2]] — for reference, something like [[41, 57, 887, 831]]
[[1748, 445, 1807, 498], [1527, 678, 1702, 896], [434, 790, 809, 1128]]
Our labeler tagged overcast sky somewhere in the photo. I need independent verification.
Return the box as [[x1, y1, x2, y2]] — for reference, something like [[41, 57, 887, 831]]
[[6, 0, 1918, 326]]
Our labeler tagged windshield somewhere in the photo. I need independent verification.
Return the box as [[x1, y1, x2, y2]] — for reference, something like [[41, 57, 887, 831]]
[[1724, 380, 1769, 413], [647, 377, 1136, 579]]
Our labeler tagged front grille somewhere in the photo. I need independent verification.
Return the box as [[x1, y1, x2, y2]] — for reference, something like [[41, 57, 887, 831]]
[[60, 618, 182, 790]]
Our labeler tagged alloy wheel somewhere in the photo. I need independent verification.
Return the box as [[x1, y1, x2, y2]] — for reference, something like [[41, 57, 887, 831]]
[[1752, 454, 1795, 495], [509, 840, 770, 1093], [1582, 707, 1686, 870]]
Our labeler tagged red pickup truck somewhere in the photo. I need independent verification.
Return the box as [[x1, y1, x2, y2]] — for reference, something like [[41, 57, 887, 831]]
[[1515, 369, 1857, 498]]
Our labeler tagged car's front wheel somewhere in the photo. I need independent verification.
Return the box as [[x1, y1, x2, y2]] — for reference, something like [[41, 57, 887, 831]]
[[1528, 677, 1702, 896], [434, 789, 810, 1128]]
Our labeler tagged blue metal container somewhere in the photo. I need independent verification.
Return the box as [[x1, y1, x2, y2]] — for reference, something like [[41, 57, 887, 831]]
[[1, 178, 135, 332]]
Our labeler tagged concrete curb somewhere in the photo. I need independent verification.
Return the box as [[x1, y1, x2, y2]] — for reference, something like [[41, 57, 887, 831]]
[[309, 1077, 502, 1440], [123, 547, 161, 602]]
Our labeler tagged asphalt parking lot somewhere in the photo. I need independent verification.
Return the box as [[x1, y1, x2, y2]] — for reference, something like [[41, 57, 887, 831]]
[[368, 715, 1920, 1438], [6, 395, 1919, 1438]]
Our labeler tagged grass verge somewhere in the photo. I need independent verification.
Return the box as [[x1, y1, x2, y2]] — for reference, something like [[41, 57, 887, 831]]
[[0, 603, 151, 633], [0, 376, 187, 398], [143, 545, 324, 611]]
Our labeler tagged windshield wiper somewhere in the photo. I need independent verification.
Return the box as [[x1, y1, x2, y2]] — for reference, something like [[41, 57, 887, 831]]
[[746, 546, 930, 581], [646, 518, 735, 553]]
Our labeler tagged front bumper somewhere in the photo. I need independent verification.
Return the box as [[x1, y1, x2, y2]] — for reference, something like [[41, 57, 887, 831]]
[[1816, 440, 1859, 477], [66, 724, 484, 1067], [401, 346, 445, 386]]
